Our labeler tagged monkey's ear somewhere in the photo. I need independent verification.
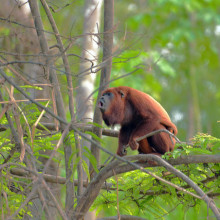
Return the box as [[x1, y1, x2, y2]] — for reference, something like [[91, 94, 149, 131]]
[[119, 90, 125, 98]]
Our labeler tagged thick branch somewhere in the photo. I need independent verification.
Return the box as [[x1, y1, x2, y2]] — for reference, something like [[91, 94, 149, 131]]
[[9, 154, 220, 185]]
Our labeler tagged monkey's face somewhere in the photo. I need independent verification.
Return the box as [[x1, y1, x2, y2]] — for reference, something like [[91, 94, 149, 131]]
[[98, 92, 114, 113], [98, 88, 125, 126]]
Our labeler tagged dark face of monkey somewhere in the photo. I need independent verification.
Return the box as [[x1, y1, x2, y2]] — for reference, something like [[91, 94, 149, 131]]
[[98, 89, 126, 126], [98, 92, 114, 113]]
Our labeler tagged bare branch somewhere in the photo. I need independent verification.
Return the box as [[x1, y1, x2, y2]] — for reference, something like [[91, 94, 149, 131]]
[[9, 154, 220, 185], [0, 17, 68, 39], [41, 179, 68, 220], [9, 167, 113, 188], [0, 58, 33, 85], [37, 188, 53, 220]]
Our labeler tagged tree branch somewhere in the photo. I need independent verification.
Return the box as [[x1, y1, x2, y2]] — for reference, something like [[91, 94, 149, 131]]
[[9, 154, 220, 184]]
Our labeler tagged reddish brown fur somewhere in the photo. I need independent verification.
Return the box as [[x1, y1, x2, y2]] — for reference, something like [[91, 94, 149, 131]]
[[98, 86, 178, 156]]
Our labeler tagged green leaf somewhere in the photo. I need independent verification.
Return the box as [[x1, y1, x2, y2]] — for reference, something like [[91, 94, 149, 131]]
[[68, 149, 79, 168], [82, 160, 90, 182], [83, 146, 99, 173], [85, 131, 104, 144], [20, 85, 43, 90], [88, 122, 103, 128]]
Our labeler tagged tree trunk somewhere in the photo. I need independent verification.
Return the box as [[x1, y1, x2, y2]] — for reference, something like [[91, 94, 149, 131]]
[[90, 0, 114, 173], [76, 0, 102, 219]]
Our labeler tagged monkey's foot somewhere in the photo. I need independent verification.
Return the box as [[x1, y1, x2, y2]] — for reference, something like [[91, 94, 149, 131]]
[[117, 146, 127, 156]]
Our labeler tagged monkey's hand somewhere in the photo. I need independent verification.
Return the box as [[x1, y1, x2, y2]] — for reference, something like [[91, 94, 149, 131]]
[[129, 139, 139, 150]]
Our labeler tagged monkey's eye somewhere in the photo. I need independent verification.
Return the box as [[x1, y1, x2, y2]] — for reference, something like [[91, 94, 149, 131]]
[[104, 92, 112, 97], [119, 90, 125, 98]]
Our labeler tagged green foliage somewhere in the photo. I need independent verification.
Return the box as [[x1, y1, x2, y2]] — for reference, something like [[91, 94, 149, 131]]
[[0, 175, 32, 218], [0, 95, 101, 217], [0, 102, 65, 217], [92, 134, 220, 219], [85, 131, 104, 144], [167, 133, 220, 159], [192, 133, 220, 154], [83, 146, 99, 174]]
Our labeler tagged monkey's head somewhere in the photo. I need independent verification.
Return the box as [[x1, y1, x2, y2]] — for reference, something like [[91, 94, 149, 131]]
[[98, 87, 127, 126]]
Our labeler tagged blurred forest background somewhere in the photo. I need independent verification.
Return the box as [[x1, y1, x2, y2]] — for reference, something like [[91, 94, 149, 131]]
[[0, 0, 219, 219]]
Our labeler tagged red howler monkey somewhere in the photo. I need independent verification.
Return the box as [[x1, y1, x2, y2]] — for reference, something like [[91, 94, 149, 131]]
[[98, 86, 178, 156]]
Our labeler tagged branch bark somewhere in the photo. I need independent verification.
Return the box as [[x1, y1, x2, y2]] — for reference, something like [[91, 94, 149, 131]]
[[9, 154, 220, 184]]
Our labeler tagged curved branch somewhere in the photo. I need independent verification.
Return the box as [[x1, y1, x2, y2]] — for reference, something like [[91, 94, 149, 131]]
[[136, 129, 181, 143]]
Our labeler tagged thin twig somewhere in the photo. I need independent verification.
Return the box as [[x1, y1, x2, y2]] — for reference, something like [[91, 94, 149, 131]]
[[113, 169, 120, 220], [37, 188, 53, 220], [41, 178, 68, 220]]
